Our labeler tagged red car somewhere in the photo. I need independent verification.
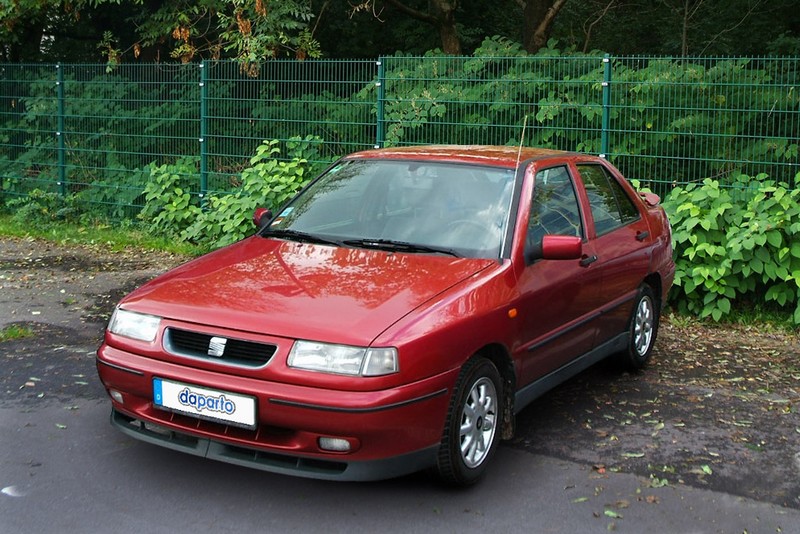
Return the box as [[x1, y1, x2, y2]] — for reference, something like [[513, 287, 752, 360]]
[[97, 145, 674, 485]]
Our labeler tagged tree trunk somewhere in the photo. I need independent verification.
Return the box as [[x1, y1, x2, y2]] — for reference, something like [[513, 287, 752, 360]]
[[681, 0, 690, 55], [385, 0, 462, 54], [523, 0, 568, 54], [434, 1, 462, 54]]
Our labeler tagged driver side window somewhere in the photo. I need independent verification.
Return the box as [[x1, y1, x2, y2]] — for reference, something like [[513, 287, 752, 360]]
[[528, 166, 583, 246]]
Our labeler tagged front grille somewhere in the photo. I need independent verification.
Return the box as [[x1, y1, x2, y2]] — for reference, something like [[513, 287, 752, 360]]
[[165, 328, 277, 368]]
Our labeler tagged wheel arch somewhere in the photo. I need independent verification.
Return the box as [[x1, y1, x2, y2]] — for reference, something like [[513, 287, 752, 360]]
[[475, 343, 516, 440], [643, 272, 663, 307]]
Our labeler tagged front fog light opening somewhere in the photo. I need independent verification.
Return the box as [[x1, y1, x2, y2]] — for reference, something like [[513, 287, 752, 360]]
[[318, 437, 352, 452], [109, 389, 124, 403]]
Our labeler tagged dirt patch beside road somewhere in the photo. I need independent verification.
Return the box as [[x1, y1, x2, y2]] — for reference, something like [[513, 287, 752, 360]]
[[1, 236, 799, 508], [513, 321, 800, 508], [0, 236, 184, 403]]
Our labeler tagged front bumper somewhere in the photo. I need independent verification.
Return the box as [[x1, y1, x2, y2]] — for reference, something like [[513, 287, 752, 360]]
[[110, 409, 438, 481], [97, 344, 456, 481]]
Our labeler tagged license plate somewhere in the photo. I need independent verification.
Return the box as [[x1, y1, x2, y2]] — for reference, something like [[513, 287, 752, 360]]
[[153, 378, 257, 429]]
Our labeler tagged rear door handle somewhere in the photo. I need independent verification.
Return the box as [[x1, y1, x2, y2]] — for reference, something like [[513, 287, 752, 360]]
[[636, 231, 650, 242], [580, 255, 598, 267]]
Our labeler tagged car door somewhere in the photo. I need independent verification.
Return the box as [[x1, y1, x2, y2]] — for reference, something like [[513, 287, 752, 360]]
[[515, 164, 606, 385], [575, 163, 653, 346]]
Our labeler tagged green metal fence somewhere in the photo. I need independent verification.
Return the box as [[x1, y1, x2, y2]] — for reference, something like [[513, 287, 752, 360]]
[[376, 55, 799, 196], [1, 55, 798, 217]]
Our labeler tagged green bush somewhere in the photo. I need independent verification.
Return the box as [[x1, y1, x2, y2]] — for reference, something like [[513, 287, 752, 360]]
[[181, 138, 314, 249], [143, 137, 316, 250], [139, 158, 203, 237], [663, 173, 800, 323], [6, 189, 78, 229], [73, 165, 152, 220]]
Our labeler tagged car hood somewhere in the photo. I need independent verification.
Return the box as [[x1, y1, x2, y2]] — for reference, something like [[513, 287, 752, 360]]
[[121, 236, 495, 346]]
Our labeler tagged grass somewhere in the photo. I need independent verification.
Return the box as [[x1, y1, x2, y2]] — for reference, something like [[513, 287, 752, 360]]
[[0, 324, 35, 342], [0, 214, 202, 257], [727, 304, 798, 332], [664, 300, 798, 334]]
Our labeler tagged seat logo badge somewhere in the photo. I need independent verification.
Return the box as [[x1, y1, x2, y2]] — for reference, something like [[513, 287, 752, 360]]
[[208, 337, 227, 357]]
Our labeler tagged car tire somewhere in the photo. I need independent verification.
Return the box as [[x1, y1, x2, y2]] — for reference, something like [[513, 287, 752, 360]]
[[435, 356, 502, 486], [619, 284, 659, 370]]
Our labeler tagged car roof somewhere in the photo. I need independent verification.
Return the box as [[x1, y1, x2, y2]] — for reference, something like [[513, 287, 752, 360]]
[[344, 145, 578, 169]]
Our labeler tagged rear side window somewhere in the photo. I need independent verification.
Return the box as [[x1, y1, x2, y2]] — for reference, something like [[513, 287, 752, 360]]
[[577, 165, 640, 235]]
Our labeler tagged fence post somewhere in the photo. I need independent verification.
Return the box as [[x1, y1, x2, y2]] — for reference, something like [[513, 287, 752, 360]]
[[199, 61, 209, 205], [55, 63, 66, 196], [375, 58, 385, 148], [600, 54, 611, 159]]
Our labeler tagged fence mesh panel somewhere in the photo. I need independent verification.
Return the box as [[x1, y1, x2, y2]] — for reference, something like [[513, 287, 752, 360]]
[[0, 64, 60, 196], [1, 56, 798, 217]]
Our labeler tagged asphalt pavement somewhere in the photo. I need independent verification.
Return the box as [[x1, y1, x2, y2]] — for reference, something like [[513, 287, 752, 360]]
[[2, 236, 800, 533], [2, 399, 799, 534]]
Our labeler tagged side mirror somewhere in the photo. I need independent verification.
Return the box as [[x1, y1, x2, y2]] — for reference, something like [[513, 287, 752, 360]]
[[638, 191, 661, 207], [525, 235, 583, 264], [253, 208, 273, 229]]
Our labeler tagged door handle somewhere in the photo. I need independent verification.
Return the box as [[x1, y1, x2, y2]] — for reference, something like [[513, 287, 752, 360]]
[[579, 255, 598, 267], [636, 231, 650, 242]]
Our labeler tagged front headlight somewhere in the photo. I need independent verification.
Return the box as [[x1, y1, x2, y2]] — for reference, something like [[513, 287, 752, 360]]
[[288, 341, 398, 377], [108, 308, 161, 342]]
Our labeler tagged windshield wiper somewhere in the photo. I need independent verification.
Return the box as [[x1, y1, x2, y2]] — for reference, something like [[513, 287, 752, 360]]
[[343, 238, 460, 257], [262, 228, 343, 247]]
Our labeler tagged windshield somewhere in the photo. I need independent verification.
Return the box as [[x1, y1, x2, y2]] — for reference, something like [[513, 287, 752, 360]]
[[264, 159, 516, 259]]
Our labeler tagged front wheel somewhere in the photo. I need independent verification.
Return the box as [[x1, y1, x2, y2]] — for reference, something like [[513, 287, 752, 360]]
[[619, 285, 659, 370], [436, 357, 502, 486]]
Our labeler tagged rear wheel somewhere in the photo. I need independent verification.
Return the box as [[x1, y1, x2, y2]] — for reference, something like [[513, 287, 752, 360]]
[[619, 285, 659, 370], [436, 357, 502, 486]]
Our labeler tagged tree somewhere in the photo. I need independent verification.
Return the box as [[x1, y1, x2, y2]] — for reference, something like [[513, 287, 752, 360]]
[[2, 0, 799, 62], [0, 0, 127, 62], [0, 0, 320, 65], [348, 0, 569, 55], [579, 0, 619, 53], [389, 0, 461, 54], [553, 0, 800, 56], [131, 0, 225, 62], [659, 0, 770, 56], [124, 0, 321, 67], [520, 0, 568, 53], [349, 0, 462, 54]]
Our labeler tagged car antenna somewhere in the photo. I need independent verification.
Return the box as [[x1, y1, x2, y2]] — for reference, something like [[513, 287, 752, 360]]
[[517, 113, 528, 165], [515, 114, 528, 178]]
